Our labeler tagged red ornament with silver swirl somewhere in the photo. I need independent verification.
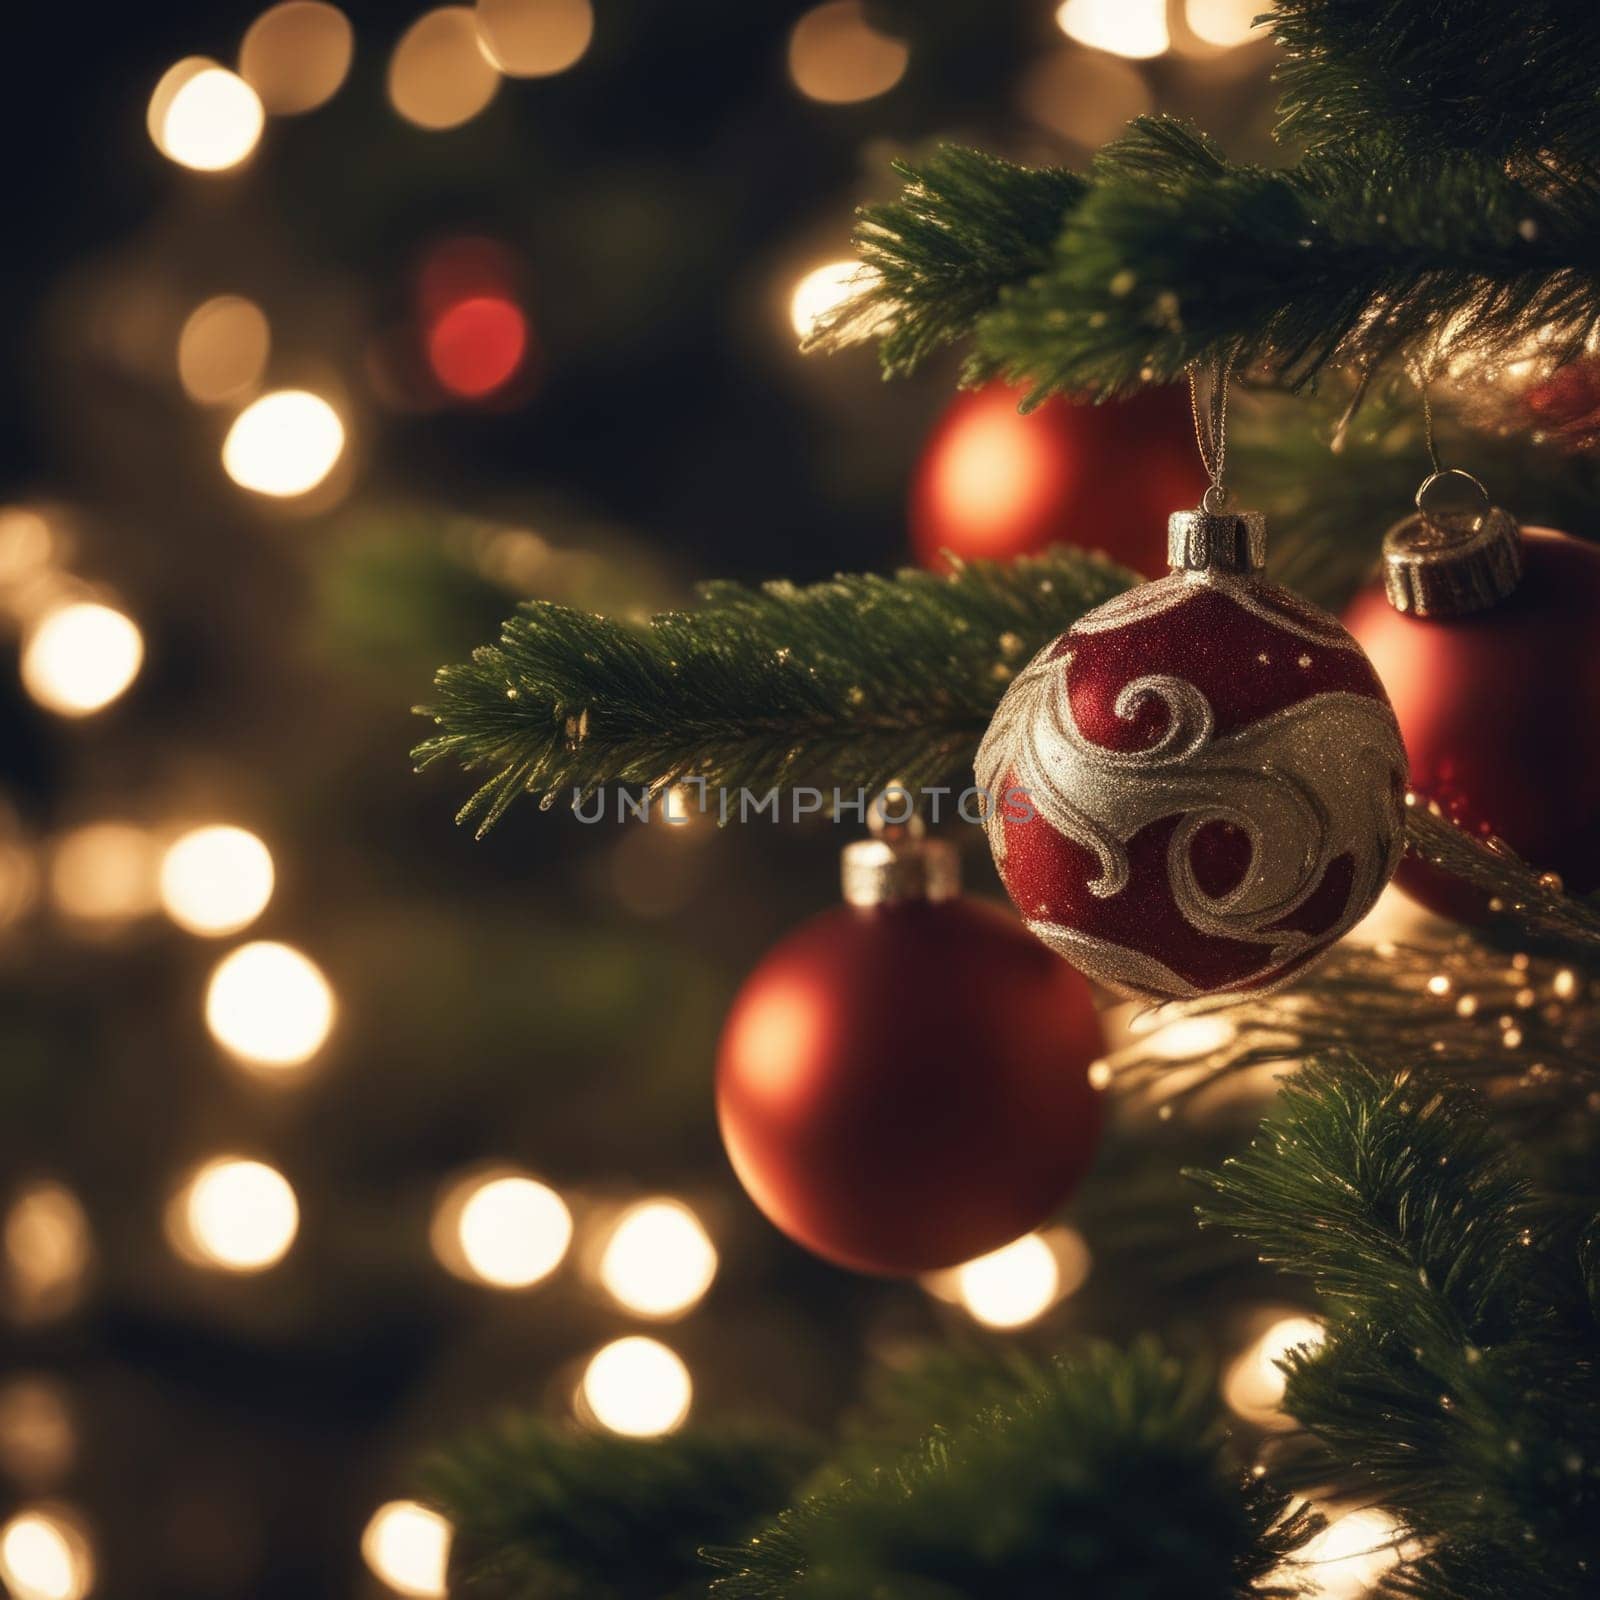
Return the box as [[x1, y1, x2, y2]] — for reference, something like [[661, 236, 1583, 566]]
[[975, 373, 1409, 1001]]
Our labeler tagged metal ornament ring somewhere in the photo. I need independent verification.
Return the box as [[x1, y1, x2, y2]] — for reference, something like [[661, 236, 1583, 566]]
[[1414, 467, 1491, 532], [1201, 482, 1230, 514]]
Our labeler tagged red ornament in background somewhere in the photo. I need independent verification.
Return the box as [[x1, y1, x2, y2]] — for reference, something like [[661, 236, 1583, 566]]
[[1345, 520, 1600, 919], [909, 382, 1210, 577], [417, 236, 533, 401], [428, 296, 529, 398], [977, 508, 1407, 1001], [716, 828, 1104, 1276]]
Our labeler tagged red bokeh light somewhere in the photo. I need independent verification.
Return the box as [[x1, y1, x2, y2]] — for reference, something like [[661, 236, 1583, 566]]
[[427, 296, 529, 398]]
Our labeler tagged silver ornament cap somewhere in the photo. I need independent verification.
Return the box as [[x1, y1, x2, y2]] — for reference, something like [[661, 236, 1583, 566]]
[[1167, 502, 1267, 574], [1381, 474, 1522, 617], [840, 798, 959, 907]]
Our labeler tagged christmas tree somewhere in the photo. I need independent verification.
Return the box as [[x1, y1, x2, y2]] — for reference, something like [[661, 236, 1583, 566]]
[[5, 3, 1600, 1598], [413, 3, 1600, 1596]]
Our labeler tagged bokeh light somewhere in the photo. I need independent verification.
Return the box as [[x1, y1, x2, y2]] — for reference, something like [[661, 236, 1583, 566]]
[[149, 59, 265, 171], [0, 1508, 94, 1600], [924, 1226, 1092, 1328], [169, 1157, 299, 1273], [1055, 0, 1170, 58], [1186, 0, 1268, 49], [598, 1199, 718, 1318], [579, 1336, 692, 1437], [432, 1170, 573, 1288], [49, 824, 160, 925], [361, 1502, 451, 1599], [955, 1233, 1059, 1327], [789, 260, 865, 340], [788, 3, 908, 103], [1020, 48, 1153, 146], [0, 508, 55, 587], [428, 296, 529, 398], [1224, 1313, 1325, 1425], [21, 602, 143, 717], [4, 1185, 92, 1322], [0, 836, 39, 931], [204, 941, 336, 1071], [177, 296, 271, 406], [159, 826, 275, 937], [1287, 1508, 1407, 1600], [389, 8, 501, 130], [0, 1379, 75, 1490], [476, 0, 594, 76], [239, 2, 355, 115], [222, 391, 346, 497]]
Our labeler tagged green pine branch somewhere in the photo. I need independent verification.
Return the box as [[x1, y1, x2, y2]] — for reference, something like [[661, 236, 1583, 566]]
[[812, 147, 1085, 380], [708, 1339, 1320, 1599], [1194, 1056, 1600, 1599], [823, 119, 1600, 405], [1270, 0, 1600, 164], [412, 547, 1136, 833], [421, 1421, 816, 1600]]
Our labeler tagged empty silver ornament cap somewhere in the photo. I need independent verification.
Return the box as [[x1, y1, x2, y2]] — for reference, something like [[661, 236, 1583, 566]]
[[1381, 470, 1522, 618], [1167, 501, 1267, 574], [840, 794, 960, 907]]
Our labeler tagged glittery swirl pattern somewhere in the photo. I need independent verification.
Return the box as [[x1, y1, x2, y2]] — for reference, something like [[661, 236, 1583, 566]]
[[975, 573, 1409, 1001]]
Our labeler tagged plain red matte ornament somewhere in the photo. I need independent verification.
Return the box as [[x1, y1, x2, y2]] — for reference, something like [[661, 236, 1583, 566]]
[[1345, 524, 1600, 918], [909, 382, 1210, 577], [716, 838, 1104, 1276]]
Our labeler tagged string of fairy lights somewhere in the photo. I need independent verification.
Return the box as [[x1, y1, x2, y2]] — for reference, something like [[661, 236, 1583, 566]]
[[0, 5, 1409, 1599]]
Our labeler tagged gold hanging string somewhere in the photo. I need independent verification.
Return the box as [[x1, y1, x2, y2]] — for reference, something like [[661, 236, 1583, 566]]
[[1188, 352, 1235, 513], [1415, 379, 1490, 528]]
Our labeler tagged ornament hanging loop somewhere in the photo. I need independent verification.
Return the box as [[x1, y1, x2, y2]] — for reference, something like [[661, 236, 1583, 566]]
[[1187, 352, 1235, 509], [1380, 383, 1523, 616], [1172, 352, 1262, 574], [844, 782, 959, 906], [1414, 467, 1492, 536]]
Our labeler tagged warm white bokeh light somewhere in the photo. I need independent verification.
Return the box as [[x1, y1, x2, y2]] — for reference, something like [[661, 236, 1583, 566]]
[[21, 603, 144, 717], [1224, 1314, 1325, 1425], [0, 509, 54, 586], [0, 1508, 94, 1600], [1186, 0, 1267, 49], [361, 1501, 452, 1599], [150, 59, 265, 171], [1136, 1013, 1237, 1060], [177, 296, 271, 406], [925, 1228, 1090, 1329], [222, 391, 346, 497], [788, 2, 908, 103], [1056, 0, 1170, 58], [204, 941, 335, 1071], [160, 826, 275, 937], [434, 1171, 572, 1289], [0, 1378, 75, 1489], [598, 1199, 718, 1318], [788, 260, 867, 341], [476, 0, 594, 76], [48, 824, 159, 925], [1285, 1508, 1407, 1600], [240, 2, 355, 115], [4, 1185, 92, 1321], [389, 8, 502, 130], [171, 1158, 299, 1272], [580, 1336, 692, 1437], [1020, 48, 1153, 146]]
